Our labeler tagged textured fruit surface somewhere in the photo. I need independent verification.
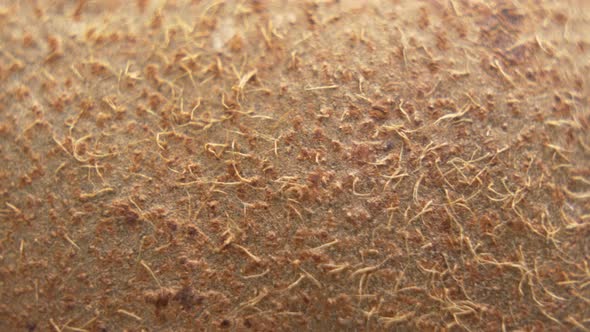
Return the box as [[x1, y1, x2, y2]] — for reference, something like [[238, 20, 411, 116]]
[[0, 0, 589, 331]]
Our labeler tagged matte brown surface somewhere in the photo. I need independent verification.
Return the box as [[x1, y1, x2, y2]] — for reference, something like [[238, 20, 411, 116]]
[[0, 0, 589, 331]]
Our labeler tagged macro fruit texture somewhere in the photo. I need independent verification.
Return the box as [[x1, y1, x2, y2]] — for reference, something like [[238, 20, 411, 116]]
[[0, 0, 589, 331]]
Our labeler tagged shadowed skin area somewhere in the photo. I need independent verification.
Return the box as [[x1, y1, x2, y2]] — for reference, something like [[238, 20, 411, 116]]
[[0, 0, 589, 331]]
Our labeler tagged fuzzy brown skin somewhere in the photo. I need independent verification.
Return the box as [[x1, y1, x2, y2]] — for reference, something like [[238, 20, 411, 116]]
[[0, 0, 589, 331]]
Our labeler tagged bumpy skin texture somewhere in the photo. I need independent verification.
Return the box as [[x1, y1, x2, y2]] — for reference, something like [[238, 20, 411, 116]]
[[0, 0, 589, 331]]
